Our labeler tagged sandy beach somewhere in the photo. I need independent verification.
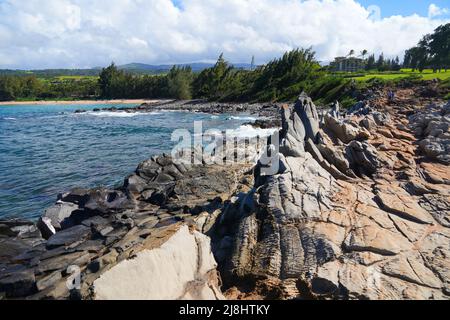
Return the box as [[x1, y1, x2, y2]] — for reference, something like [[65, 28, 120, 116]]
[[0, 99, 165, 106]]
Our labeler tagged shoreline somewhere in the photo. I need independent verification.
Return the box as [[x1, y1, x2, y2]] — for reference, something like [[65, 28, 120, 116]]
[[0, 99, 166, 106]]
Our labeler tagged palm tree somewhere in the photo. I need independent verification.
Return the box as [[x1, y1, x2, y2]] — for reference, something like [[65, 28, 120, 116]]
[[361, 49, 368, 59], [347, 49, 355, 57]]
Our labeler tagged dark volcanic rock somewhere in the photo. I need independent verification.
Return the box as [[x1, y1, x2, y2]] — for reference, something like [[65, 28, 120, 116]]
[[0, 239, 31, 263], [0, 269, 36, 298], [46, 225, 92, 249]]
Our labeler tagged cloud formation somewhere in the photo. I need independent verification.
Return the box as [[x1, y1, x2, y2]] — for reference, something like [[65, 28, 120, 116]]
[[428, 3, 449, 18], [0, 0, 449, 69]]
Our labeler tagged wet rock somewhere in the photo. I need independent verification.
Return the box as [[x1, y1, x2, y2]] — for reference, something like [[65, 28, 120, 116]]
[[243, 118, 281, 129], [58, 188, 90, 205]]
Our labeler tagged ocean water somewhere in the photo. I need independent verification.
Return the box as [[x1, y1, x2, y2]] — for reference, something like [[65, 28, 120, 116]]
[[0, 103, 272, 221]]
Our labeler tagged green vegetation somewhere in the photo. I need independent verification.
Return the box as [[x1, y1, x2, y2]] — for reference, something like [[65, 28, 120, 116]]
[[1, 23, 449, 105], [403, 23, 449, 72], [95, 48, 346, 104], [350, 69, 450, 81], [0, 75, 99, 101]]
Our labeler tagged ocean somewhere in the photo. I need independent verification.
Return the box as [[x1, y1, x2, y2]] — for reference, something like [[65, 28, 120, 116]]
[[0, 103, 272, 220]]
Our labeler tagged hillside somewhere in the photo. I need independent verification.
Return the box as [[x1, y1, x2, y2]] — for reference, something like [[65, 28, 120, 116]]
[[0, 62, 253, 78]]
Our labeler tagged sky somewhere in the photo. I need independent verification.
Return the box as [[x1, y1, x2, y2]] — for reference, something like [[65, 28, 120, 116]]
[[0, 0, 449, 69]]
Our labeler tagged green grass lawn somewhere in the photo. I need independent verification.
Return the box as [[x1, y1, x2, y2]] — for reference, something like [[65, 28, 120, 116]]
[[54, 75, 99, 81], [350, 69, 450, 82]]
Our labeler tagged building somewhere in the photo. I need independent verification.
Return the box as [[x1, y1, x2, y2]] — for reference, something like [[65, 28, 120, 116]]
[[331, 57, 366, 72]]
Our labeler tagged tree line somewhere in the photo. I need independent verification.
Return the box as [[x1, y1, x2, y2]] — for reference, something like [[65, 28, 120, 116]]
[[403, 23, 449, 72], [1, 48, 334, 103], [1, 23, 448, 103], [0, 76, 99, 101]]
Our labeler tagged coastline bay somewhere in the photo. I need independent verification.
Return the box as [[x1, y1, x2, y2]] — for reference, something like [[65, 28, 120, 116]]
[[0, 103, 263, 220]]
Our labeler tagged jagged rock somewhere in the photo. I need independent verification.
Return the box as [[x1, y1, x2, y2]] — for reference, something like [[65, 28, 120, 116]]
[[37, 217, 56, 240], [124, 174, 148, 197], [40, 202, 79, 231], [0, 224, 17, 237], [83, 189, 132, 214], [213, 91, 450, 300], [329, 101, 341, 119], [297, 92, 320, 142], [372, 112, 391, 126], [58, 188, 90, 205], [279, 104, 306, 156], [0, 90, 449, 301], [347, 101, 372, 116], [419, 194, 450, 227], [346, 140, 380, 176], [324, 114, 370, 144]]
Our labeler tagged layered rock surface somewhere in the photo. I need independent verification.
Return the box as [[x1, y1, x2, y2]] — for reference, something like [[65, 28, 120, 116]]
[[213, 91, 450, 300], [0, 149, 257, 299], [1, 89, 449, 300]]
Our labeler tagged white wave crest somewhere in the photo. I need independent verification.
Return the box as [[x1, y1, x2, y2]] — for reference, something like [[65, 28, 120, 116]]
[[226, 116, 258, 121], [203, 125, 278, 139], [227, 125, 279, 138]]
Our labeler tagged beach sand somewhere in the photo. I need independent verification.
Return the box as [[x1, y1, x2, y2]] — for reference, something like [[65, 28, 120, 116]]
[[0, 99, 164, 106]]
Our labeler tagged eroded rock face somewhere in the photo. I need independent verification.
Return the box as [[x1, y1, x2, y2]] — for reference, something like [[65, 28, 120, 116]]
[[213, 92, 450, 300], [94, 225, 224, 300], [0, 92, 448, 301], [0, 141, 257, 300], [410, 102, 450, 164]]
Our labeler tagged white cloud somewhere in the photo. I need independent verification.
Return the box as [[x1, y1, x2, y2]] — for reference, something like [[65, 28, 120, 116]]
[[0, 0, 449, 69], [428, 4, 449, 18]]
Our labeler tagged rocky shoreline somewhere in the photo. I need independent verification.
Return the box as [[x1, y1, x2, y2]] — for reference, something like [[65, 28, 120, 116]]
[[75, 100, 281, 117], [1, 88, 449, 300]]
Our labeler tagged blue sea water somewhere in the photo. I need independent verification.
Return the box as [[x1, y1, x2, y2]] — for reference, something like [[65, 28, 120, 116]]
[[0, 103, 262, 220]]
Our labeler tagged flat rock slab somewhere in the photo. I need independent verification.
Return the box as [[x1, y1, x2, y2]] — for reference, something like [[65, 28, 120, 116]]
[[46, 225, 92, 249]]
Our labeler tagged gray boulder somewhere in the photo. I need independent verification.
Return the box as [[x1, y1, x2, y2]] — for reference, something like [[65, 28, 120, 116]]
[[40, 202, 79, 231], [346, 140, 380, 176]]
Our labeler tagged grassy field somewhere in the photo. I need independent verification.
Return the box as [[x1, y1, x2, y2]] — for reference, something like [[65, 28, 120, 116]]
[[54, 75, 99, 81], [350, 69, 450, 81], [36, 69, 450, 83]]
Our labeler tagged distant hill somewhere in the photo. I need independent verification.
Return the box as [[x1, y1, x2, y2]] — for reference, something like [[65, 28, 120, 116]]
[[118, 62, 253, 74], [0, 62, 254, 78]]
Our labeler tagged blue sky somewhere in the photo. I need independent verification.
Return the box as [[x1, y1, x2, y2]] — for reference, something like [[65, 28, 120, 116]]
[[357, 0, 450, 17]]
